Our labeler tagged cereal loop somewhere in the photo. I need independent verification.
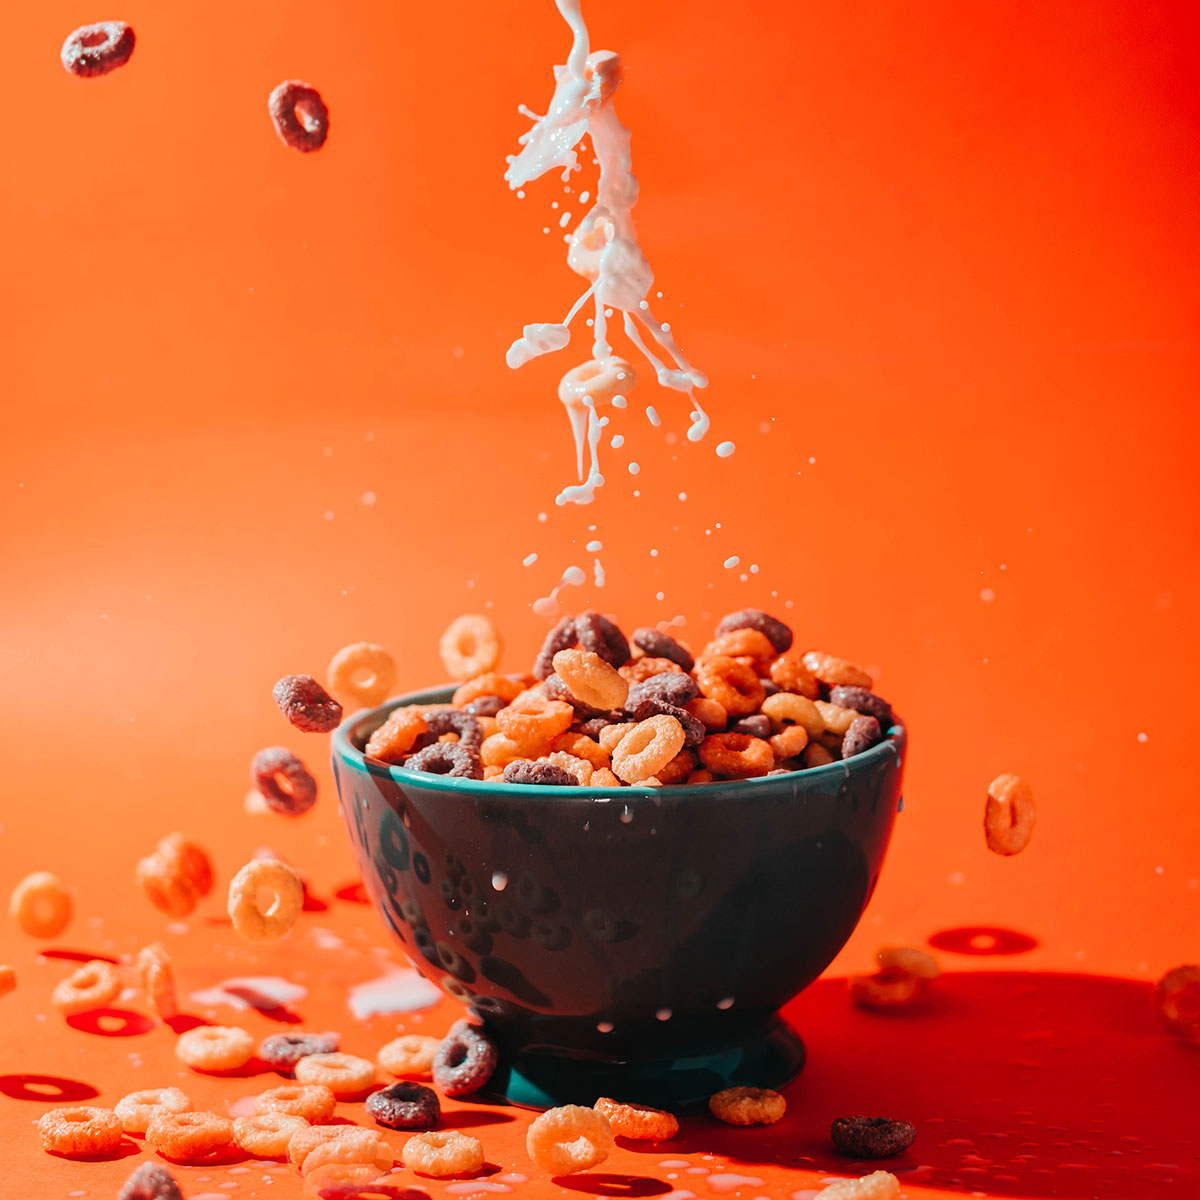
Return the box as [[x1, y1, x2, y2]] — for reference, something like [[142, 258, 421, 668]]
[[715, 608, 794, 653], [534, 617, 579, 680], [703, 628, 777, 668], [620, 656, 684, 683], [405, 742, 484, 778], [594, 1096, 678, 1141], [367, 1080, 441, 1130], [598, 721, 637, 754], [802, 651, 873, 690], [804, 743, 835, 768], [366, 708, 429, 762], [694, 656, 765, 717], [540, 751, 594, 784], [268, 80, 329, 153], [504, 759, 579, 786], [137, 834, 213, 918], [761, 692, 824, 738], [984, 773, 1036, 856], [655, 748, 697, 785], [611, 715, 686, 784], [829, 685, 893, 729], [256, 1083, 337, 1124], [843, 715, 882, 759], [328, 642, 397, 709], [295, 1052, 377, 1098], [575, 611, 631, 668], [876, 946, 940, 980], [228, 858, 304, 941], [848, 969, 920, 1009], [146, 1111, 233, 1162], [708, 1087, 786, 1126], [38, 1106, 123, 1156], [233, 1113, 309, 1158], [1153, 965, 1200, 1039], [137, 942, 178, 1019], [814, 700, 858, 735], [815, 1170, 900, 1200], [403, 1129, 484, 1177], [631, 627, 694, 671], [686, 697, 728, 732], [481, 733, 526, 767], [303, 1163, 387, 1197], [591, 767, 621, 787], [526, 1105, 614, 1174], [60, 22, 135, 78], [273, 674, 343, 733], [0, 965, 15, 998], [118, 1163, 184, 1200], [497, 692, 574, 752], [424, 708, 485, 749], [432, 1019, 499, 1097], [551, 732, 612, 768], [768, 654, 820, 699], [298, 1128, 393, 1176], [830, 1116, 917, 1159], [115, 1087, 193, 1134], [259, 1031, 341, 1072], [175, 1025, 255, 1072], [440, 614, 503, 680], [51, 959, 120, 1016], [553, 648, 630, 710], [250, 746, 318, 816], [769, 724, 810, 760], [454, 673, 526, 708], [9, 871, 72, 938], [698, 733, 774, 780]]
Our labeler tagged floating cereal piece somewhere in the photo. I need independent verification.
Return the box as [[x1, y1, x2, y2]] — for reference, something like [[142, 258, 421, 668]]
[[365, 707, 429, 763], [38, 1105, 123, 1156], [405, 742, 484, 779], [802, 651, 873, 690], [828, 686, 893, 729], [175, 1025, 255, 1072], [60, 21, 135, 78], [250, 746, 318, 816], [526, 1105, 613, 1174], [0, 965, 15, 997], [295, 1052, 377, 1098], [842, 715, 882, 759], [289, 1124, 392, 1174], [115, 1087, 193, 1134], [611, 714, 686, 784], [575, 611, 631, 667], [51, 959, 120, 1016], [698, 733, 774, 780], [136, 833, 213, 917], [273, 674, 343, 733], [432, 1018, 499, 1097], [631, 627, 694, 671], [594, 1096, 678, 1141], [619, 656, 684, 683], [378, 1034, 441, 1078], [503, 760, 579, 786], [848, 968, 920, 1009], [328, 642, 396, 709], [233, 1113, 309, 1158], [402, 1129, 484, 1177], [228, 857, 304, 941], [260, 1031, 340, 1073], [1153, 965, 1200, 1039], [145, 1111, 233, 1162], [984, 773, 1036, 856], [715, 608, 793, 653], [9, 870, 72, 937], [831, 1116, 916, 1159], [367, 1080, 441, 1130], [268, 80, 330, 153], [256, 1083, 337, 1124], [424, 708, 485, 749], [118, 1162, 184, 1200], [815, 1170, 900, 1199], [137, 942, 178, 1019], [703, 628, 777, 669], [876, 946, 940, 981], [552, 648, 630, 710], [694, 656, 765, 717], [708, 1086, 785, 1126], [440, 614, 503, 680]]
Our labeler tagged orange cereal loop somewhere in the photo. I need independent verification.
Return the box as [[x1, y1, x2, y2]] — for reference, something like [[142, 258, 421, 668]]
[[38, 1106, 123, 1156], [984, 773, 1036, 856], [453, 672, 525, 708], [0, 964, 16, 998], [802, 650, 873, 690], [526, 1105, 614, 1174], [619, 656, 683, 683], [541, 750, 594, 784], [290, 1125, 393, 1174], [598, 721, 637, 754], [483, 764, 506, 781], [9, 870, 72, 938], [611, 715, 686, 784], [365, 707, 428, 763], [51, 959, 120, 1016], [550, 732, 612, 769], [655, 748, 697, 785], [686, 769, 714, 785], [115, 1087, 192, 1134], [477, 715, 500, 738], [294, 1051, 377, 1098], [803, 742, 836, 768], [440, 614, 503, 681], [694, 655, 765, 717], [136, 834, 213, 918], [594, 1096, 678, 1141], [702, 628, 776, 668], [816, 1170, 900, 1200], [848, 968, 920, 1009], [876, 945, 940, 980], [762, 692, 824, 737], [227, 857, 304, 941], [590, 767, 622, 787], [137, 942, 178, 1019], [378, 1033, 441, 1077], [698, 733, 774, 780], [481, 733, 526, 768], [708, 1086, 786, 1126], [175, 1025, 255, 1072], [233, 1112, 309, 1158], [327, 642, 398, 710], [767, 654, 820, 699], [769, 724, 810, 759], [402, 1129, 484, 1178], [146, 1111, 233, 1162], [496, 693, 574, 752], [256, 1083, 337, 1124], [1153, 965, 1200, 1039], [812, 700, 856, 735], [552, 648, 630, 710], [685, 697, 727, 732]]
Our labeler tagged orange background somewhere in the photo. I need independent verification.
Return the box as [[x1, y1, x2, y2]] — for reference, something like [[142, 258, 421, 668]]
[[2, 0, 1198, 1197]]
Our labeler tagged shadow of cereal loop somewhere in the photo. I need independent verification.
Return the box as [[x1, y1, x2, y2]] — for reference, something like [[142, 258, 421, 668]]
[[0, 1073, 100, 1102], [928, 926, 1039, 956]]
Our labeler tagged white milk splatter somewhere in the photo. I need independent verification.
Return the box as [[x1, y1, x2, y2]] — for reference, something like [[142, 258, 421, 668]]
[[707, 1176, 765, 1194], [347, 966, 442, 1018], [716, 440, 736, 457], [189, 977, 306, 1012], [533, 564, 587, 615]]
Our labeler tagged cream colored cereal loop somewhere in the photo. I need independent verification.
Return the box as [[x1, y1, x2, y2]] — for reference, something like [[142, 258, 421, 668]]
[[541, 750, 594, 784], [303, 1163, 388, 1197], [227, 858, 304, 941], [552, 648, 630, 711], [9, 871, 72, 938], [255, 1083, 336, 1124], [814, 700, 858, 735], [440, 614, 503, 680], [403, 1129, 485, 1178], [327, 642, 398, 710], [877, 945, 940, 980], [233, 1113, 309, 1158], [801, 650, 874, 691], [137, 942, 178, 1019], [175, 1024, 255, 1072], [378, 1033, 441, 1077], [300, 1129, 393, 1176], [611, 715, 686, 784], [289, 1124, 387, 1171], [294, 1051, 377, 1098], [598, 722, 637, 754], [51, 959, 121, 1016], [557, 356, 636, 407], [816, 1170, 900, 1200], [761, 692, 824, 738], [114, 1086, 193, 1134], [707, 1086, 786, 1126], [526, 1105, 614, 1175]]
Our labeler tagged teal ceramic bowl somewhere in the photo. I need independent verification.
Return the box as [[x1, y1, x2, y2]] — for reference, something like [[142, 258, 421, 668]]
[[332, 687, 906, 1110]]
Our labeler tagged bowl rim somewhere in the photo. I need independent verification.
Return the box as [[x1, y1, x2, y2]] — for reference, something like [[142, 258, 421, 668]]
[[331, 685, 906, 803]]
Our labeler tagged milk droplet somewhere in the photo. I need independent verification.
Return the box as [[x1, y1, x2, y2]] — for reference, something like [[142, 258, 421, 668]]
[[628, 462, 640, 475], [492, 871, 508, 891], [361, 491, 377, 506], [620, 805, 633, 823], [981, 588, 996, 602], [1137, 732, 1148, 743], [611, 434, 625, 448], [724, 556, 740, 569], [716, 441, 736, 457], [537, 512, 548, 522], [678, 492, 687, 501], [650, 548, 658, 557], [586, 540, 602, 551], [655, 590, 665, 600], [523, 553, 538, 566], [646, 406, 661, 427]]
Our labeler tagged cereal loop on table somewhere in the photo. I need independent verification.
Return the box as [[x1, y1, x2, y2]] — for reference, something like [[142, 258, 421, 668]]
[[611, 715, 686, 784], [632, 627, 694, 672], [698, 733, 774, 779], [984, 773, 1036, 856], [233, 1113, 309, 1158], [118, 1162, 184, 1200], [115, 1087, 192, 1134], [454, 672, 525, 708], [136, 834, 213, 917], [815, 1170, 900, 1200], [594, 1096, 678, 1141], [802, 651, 873, 690], [327, 642, 396, 709], [0, 965, 15, 998], [295, 1052, 377, 1098], [137, 942, 178, 1019], [273, 674, 343, 733], [694, 655, 765, 717], [51, 959, 120, 1016], [575, 611, 631, 667], [843, 715, 882, 759], [60, 21, 135, 77], [620, 656, 684, 683], [250, 746, 318, 816], [552, 648, 630, 711], [256, 1083, 337, 1124], [175, 1025, 255, 1072], [708, 1087, 786, 1126], [715, 608, 793, 653], [830, 1116, 917, 1159], [703, 628, 778, 668], [876, 946, 940, 980], [1153, 965, 1200, 1039], [146, 1111, 233, 1162], [503, 759, 579, 786], [848, 968, 920, 1009], [440, 614, 503, 680], [268, 80, 329, 152], [365, 707, 428, 763], [367, 1080, 441, 1130], [526, 1105, 614, 1174], [497, 692, 574, 751], [403, 1129, 484, 1177], [290, 1125, 393, 1175], [433, 1019, 499, 1096], [228, 857, 304, 941], [260, 1031, 340, 1072], [38, 1106, 123, 1156], [10, 870, 72, 938], [405, 742, 484, 778], [378, 1033, 441, 1078]]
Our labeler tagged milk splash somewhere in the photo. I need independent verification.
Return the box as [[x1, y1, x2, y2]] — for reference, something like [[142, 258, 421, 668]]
[[505, 0, 710, 509]]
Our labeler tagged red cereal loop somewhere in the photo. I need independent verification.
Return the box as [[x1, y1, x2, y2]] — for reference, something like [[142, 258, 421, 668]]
[[38, 1106, 124, 1156], [118, 1162, 184, 1200], [250, 747, 318, 816], [984, 773, 1036, 856], [594, 1096, 679, 1141], [60, 22, 135, 78], [268, 81, 330, 153], [273, 674, 343, 733], [1153, 965, 1200, 1039], [694, 656, 765, 717], [698, 733, 774, 779]]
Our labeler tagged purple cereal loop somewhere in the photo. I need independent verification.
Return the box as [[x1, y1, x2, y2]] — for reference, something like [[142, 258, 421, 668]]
[[714, 608, 793, 653], [259, 1031, 340, 1072], [631, 627, 695, 672], [366, 1080, 441, 1130], [829, 686, 893, 730], [464, 695, 507, 717], [578, 714, 624, 740], [575, 611, 631, 667], [424, 709, 484, 750], [626, 672, 699, 710], [842, 715, 882, 759], [118, 1163, 184, 1200], [432, 1018, 499, 1097], [760, 678, 782, 698], [534, 617, 577, 679], [405, 742, 483, 778], [831, 1115, 917, 1158], [625, 696, 706, 746], [502, 760, 579, 786], [251, 746, 318, 816], [268, 80, 329, 153], [730, 714, 772, 739], [61, 22, 136, 78], [273, 674, 343, 733]]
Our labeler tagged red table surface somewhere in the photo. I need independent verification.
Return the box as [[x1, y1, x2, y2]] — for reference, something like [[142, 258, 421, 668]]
[[3, 0, 1199, 1197]]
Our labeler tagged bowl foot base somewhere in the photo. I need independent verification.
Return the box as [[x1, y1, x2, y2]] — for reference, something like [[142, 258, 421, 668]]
[[484, 1015, 805, 1112]]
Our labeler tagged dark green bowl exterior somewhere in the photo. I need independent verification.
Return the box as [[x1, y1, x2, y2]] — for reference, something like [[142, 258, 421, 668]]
[[332, 687, 906, 1109]]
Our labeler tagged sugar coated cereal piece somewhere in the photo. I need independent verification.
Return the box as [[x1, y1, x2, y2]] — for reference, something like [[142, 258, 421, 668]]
[[9, 870, 72, 938], [703, 628, 778, 669], [631, 627, 694, 672], [440, 614, 503, 680], [816, 1170, 900, 1199], [843, 715, 882, 759], [432, 1018, 499, 1096], [227, 857, 304, 941], [118, 1162, 184, 1200], [250, 746, 318, 816], [730, 713, 771, 739], [831, 1116, 916, 1159], [503, 760, 578, 786], [575, 611, 631, 667], [591, 767, 621, 786], [594, 1096, 678, 1141], [378, 1033, 441, 1077], [136, 833, 213, 917], [365, 707, 429, 762], [38, 1105, 123, 1156], [289, 1124, 392, 1174], [1153, 964, 1200, 1039], [405, 742, 484, 778], [454, 672, 526, 708], [232, 1112, 309, 1158], [715, 608, 793, 653], [804, 742, 836, 768], [137, 942, 178, 1019], [848, 968, 920, 1009], [424, 708, 485, 748], [273, 674, 343, 733], [768, 654, 820, 698], [294, 1052, 377, 1098], [876, 946, 940, 981], [268, 80, 330, 153], [620, 656, 684, 683], [698, 732, 774, 779], [402, 1129, 485, 1177], [367, 1080, 441, 1130], [327, 641, 396, 709], [686, 697, 727, 731], [260, 1031, 340, 1073], [0, 964, 15, 997], [255, 1083, 337, 1123], [708, 1086, 786, 1126], [598, 722, 637, 753], [552, 648, 630, 711], [769, 724, 810, 759], [534, 617, 578, 679], [984, 772, 1036, 856], [828, 685, 893, 729], [695, 656, 765, 717], [175, 1025, 255, 1072], [497, 692, 574, 751], [761, 692, 824, 738], [626, 671, 699, 710], [481, 732, 526, 768], [802, 651, 873, 690], [114, 1087, 193, 1134], [814, 700, 858, 735], [611, 714, 686, 784], [146, 1110, 233, 1162], [60, 21, 135, 77], [51, 959, 120, 1016], [526, 1105, 614, 1174]]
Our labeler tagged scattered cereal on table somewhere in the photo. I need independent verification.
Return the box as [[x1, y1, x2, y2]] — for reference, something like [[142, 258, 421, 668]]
[[403, 1128, 485, 1177], [875, 945, 940, 980], [432, 1018, 499, 1096], [255, 1083, 337, 1124], [289, 1124, 392, 1175], [378, 1033, 441, 1077], [708, 1086, 786, 1126], [114, 1086, 192, 1134], [38, 1106, 124, 1156], [294, 1051, 377, 1098], [830, 1115, 917, 1158], [117, 1161, 184, 1200], [259, 1031, 341, 1073], [1153, 964, 1200, 1039], [848, 967, 922, 1009], [526, 1105, 614, 1174], [175, 1025, 255, 1072], [366, 1080, 441, 1130], [594, 1096, 679, 1141], [815, 1170, 900, 1199], [232, 1112, 310, 1158], [146, 1110, 234, 1162]]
